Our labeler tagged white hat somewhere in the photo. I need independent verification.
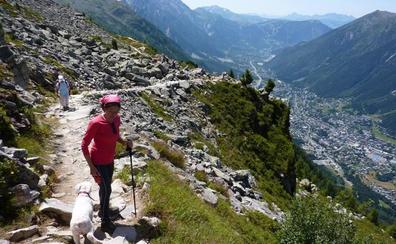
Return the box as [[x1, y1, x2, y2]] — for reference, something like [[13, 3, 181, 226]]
[[58, 75, 64, 80]]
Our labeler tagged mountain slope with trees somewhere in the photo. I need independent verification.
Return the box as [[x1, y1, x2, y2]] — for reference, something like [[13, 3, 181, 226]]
[[124, 0, 331, 72], [268, 10, 396, 137]]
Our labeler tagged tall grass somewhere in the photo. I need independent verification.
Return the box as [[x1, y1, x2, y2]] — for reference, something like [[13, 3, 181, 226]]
[[152, 140, 186, 169], [145, 160, 278, 243]]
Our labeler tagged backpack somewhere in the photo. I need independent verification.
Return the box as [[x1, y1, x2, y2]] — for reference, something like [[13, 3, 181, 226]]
[[57, 79, 70, 96]]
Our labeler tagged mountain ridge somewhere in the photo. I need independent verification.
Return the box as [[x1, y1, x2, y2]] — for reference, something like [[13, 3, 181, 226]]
[[124, 0, 331, 72]]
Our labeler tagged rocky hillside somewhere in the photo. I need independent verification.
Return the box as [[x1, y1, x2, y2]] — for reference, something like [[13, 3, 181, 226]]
[[53, 0, 188, 61], [0, 0, 394, 243]]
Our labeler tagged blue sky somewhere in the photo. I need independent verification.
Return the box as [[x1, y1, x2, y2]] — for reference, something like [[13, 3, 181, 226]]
[[181, 0, 396, 17]]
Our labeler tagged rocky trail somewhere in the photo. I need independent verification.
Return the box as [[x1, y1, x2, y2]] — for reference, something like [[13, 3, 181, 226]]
[[1, 0, 287, 242]]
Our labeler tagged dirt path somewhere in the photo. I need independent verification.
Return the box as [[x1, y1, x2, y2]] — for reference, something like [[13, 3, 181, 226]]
[[47, 94, 97, 203], [45, 94, 144, 225]]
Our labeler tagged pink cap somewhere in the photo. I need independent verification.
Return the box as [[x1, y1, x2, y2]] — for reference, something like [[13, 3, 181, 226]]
[[99, 94, 121, 105]]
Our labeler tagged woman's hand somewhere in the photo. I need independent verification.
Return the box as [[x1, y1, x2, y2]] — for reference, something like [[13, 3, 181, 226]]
[[126, 140, 133, 149]]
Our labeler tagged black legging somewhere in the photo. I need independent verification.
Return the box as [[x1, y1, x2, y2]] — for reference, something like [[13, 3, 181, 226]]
[[95, 163, 114, 222]]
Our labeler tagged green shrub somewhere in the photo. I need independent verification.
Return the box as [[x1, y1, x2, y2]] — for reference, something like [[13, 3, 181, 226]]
[[117, 165, 131, 185], [386, 224, 396, 238], [153, 130, 171, 141], [208, 181, 228, 197], [0, 106, 17, 145], [115, 142, 126, 159], [141, 92, 173, 122], [194, 170, 208, 183], [4, 32, 24, 47], [179, 60, 198, 70], [152, 140, 185, 169], [187, 131, 219, 157], [240, 69, 253, 86], [0, 0, 18, 17], [111, 38, 118, 50], [0, 158, 20, 221], [277, 195, 356, 244]]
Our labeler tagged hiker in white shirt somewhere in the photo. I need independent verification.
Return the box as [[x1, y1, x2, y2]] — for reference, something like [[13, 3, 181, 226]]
[[55, 75, 71, 111]]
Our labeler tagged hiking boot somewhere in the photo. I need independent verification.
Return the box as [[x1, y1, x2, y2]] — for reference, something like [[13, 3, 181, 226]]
[[101, 220, 116, 234]]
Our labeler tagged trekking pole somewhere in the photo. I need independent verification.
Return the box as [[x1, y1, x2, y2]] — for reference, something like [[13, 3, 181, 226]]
[[127, 141, 137, 217]]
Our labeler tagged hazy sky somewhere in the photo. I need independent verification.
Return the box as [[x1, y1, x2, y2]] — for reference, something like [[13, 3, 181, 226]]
[[181, 0, 396, 17]]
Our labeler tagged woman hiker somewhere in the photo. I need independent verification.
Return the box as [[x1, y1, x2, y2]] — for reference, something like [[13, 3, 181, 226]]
[[81, 94, 133, 233], [55, 75, 71, 111]]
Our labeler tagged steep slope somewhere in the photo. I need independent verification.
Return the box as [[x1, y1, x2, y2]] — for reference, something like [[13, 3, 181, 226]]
[[0, 0, 394, 242], [268, 10, 396, 136], [54, 0, 189, 60]]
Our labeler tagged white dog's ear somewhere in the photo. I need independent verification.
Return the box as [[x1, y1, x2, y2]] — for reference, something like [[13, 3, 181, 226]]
[[74, 183, 82, 194]]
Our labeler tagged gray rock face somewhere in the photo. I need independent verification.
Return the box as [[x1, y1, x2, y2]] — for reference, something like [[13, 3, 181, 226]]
[[0, 45, 15, 62], [200, 188, 218, 206], [0, 22, 4, 45], [3, 147, 27, 159], [10, 184, 40, 207], [39, 198, 73, 224], [213, 168, 232, 184], [6, 225, 39, 242], [17, 163, 40, 190], [112, 226, 137, 242], [241, 197, 285, 222], [231, 170, 256, 188], [12, 58, 30, 89]]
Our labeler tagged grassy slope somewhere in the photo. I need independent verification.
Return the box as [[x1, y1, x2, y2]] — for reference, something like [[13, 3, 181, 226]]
[[145, 160, 279, 244]]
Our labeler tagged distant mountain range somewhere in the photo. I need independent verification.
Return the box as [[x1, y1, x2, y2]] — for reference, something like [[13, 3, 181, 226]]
[[123, 0, 331, 72], [195, 5, 268, 24], [199, 7, 355, 28], [54, 0, 188, 60], [268, 10, 396, 137], [281, 13, 356, 28]]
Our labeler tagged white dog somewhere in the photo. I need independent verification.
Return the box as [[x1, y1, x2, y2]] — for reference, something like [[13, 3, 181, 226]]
[[70, 181, 102, 244]]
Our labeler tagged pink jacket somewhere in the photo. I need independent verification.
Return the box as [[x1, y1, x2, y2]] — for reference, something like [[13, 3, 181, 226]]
[[81, 114, 121, 165]]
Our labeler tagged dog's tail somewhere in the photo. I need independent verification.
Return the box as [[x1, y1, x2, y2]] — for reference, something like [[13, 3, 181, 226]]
[[86, 232, 103, 244]]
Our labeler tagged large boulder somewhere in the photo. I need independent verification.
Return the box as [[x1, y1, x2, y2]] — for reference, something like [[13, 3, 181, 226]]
[[112, 226, 137, 243], [137, 216, 161, 240], [200, 188, 218, 206], [231, 170, 256, 188], [3, 147, 27, 159], [10, 184, 40, 207], [148, 67, 163, 79], [132, 75, 150, 87], [16, 162, 40, 190], [12, 58, 30, 89], [6, 225, 39, 242], [0, 46, 15, 62], [39, 198, 73, 225], [0, 22, 4, 45]]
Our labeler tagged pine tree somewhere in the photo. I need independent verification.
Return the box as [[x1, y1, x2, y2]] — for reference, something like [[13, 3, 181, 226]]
[[240, 69, 253, 86], [265, 79, 275, 95], [112, 38, 118, 50], [229, 69, 235, 78]]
